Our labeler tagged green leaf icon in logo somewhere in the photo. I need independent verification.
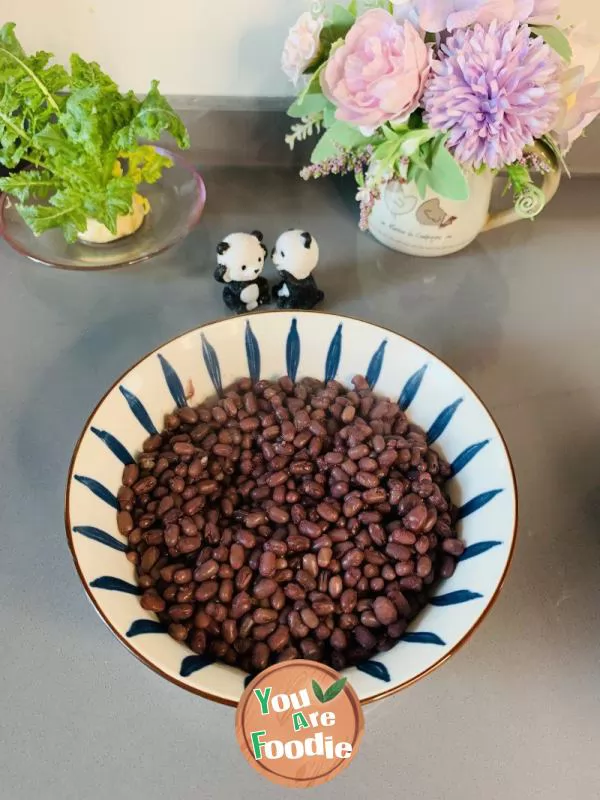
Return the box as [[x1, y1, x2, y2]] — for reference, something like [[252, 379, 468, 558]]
[[312, 677, 348, 704], [312, 679, 325, 703]]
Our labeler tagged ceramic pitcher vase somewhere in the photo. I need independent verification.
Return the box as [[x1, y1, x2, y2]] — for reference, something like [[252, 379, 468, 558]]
[[368, 149, 561, 258]]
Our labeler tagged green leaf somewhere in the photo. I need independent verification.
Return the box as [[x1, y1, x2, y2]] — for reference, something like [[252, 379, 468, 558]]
[[0, 22, 25, 59], [415, 168, 429, 198], [0, 24, 62, 112], [315, 5, 354, 66], [0, 168, 54, 202], [374, 140, 400, 163], [505, 162, 531, 195], [323, 678, 347, 703], [69, 53, 117, 91], [332, 4, 355, 27], [399, 128, 437, 157], [429, 134, 447, 167], [0, 84, 29, 167], [323, 102, 337, 129], [389, 120, 410, 135], [122, 145, 173, 185], [17, 189, 88, 243], [112, 80, 190, 151], [428, 145, 469, 201], [287, 92, 329, 119], [382, 125, 399, 142], [348, 0, 358, 15], [60, 87, 105, 156], [312, 680, 325, 703], [296, 63, 326, 105], [83, 175, 137, 233], [530, 25, 572, 62], [310, 120, 372, 164], [540, 134, 569, 176], [408, 109, 425, 130], [310, 132, 339, 164]]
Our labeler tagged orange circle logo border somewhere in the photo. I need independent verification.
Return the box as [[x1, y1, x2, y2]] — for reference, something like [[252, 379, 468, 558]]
[[235, 660, 364, 788]]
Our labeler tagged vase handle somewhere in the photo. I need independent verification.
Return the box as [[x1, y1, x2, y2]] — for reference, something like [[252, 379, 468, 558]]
[[483, 141, 562, 233]]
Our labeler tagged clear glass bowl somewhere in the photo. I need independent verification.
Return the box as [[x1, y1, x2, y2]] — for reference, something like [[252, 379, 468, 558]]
[[0, 148, 206, 270]]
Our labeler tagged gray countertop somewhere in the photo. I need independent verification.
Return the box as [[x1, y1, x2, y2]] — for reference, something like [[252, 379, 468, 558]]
[[1, 167, 599, 800]]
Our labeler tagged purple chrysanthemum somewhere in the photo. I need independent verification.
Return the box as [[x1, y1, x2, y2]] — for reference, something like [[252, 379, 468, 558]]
[[423, 21, 561, 169]]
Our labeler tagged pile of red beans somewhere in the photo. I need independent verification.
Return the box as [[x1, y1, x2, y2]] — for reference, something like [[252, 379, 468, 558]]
[[117, 375, 463, 673]]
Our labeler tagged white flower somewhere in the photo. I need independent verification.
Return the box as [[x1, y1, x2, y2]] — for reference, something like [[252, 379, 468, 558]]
[[355, 186, 372, 205], [281, 12, 324, 86]]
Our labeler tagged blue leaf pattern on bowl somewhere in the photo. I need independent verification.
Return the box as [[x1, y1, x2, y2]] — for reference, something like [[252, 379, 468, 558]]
[[460, 541, 503, 562], [428, 398, 463, 445], [74, 525, 126, 552], [357, 660, 391, 682], [180, 655, 214, 677], [286, 319, 300, 380], [126, 619, 167, 637], [90, 576, 142, 595], [458, 489, 504, 520], [119, 385, 158, 435], [158, 354, 187, 408], [399, 364, 428, 412], [201, 334, 223, 396], [325, 324, 343, 383], [451, 439, 490, 477], [366, 340, 387, 389], [402, 632, 446, 646], [430, 590, 483, 606], [74, 475, 118, 510], [245, 322, 261, 383], [91, 427, 133, 466]]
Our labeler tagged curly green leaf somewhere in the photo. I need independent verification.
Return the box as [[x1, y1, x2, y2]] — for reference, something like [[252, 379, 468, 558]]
[[17, 189, 88, 242], [112, 80, 190, 151], [0, 168, 54, 202], [122, 146, 173, 185], [0, 23, 61, 111]]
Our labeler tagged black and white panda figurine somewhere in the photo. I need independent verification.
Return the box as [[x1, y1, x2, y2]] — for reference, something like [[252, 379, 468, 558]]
[[215, 231, 271, 314], [272, 230, 324, 310]]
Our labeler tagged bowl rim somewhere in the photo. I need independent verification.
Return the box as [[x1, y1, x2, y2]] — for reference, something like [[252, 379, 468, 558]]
[[0, 147, 207, 272], [64, 309, 519, 706]]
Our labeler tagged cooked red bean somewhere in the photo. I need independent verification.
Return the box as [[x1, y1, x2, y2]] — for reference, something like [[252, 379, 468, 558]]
[[122, 463, 139, 487], [442, 538, 466, 557], [267, 506, 290, 524], [117, 511, 134, 535], [123, 374, 461, 672], [141, 592, 166, 613]]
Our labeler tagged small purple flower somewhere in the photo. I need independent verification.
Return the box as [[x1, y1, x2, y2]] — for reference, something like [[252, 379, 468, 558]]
[[423, 21, 561, 169]]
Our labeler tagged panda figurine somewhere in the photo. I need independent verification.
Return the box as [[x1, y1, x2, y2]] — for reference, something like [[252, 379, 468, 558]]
[[215, 231, 271, 314], [272, 230, 324, 310]]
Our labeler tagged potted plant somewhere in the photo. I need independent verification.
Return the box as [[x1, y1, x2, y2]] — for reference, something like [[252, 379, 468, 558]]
[[0, 22, 190, 244], [281, 1, 600, 257]]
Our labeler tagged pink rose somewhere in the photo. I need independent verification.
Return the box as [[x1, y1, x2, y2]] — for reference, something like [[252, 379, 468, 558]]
[[282, 12, 324, 86], [321, 9, 431, 130]]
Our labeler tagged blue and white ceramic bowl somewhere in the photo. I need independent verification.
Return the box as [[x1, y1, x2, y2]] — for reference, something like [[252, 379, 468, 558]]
[[66, 312, 517, 705]]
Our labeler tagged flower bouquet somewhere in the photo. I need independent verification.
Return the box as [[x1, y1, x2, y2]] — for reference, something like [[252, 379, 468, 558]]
[[282, 1, 600, 255]]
